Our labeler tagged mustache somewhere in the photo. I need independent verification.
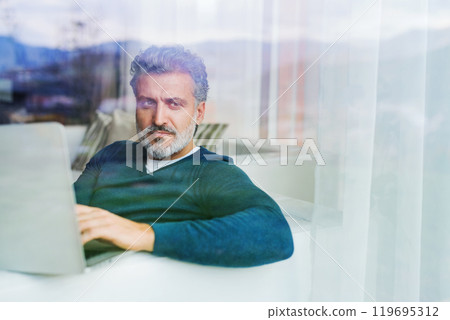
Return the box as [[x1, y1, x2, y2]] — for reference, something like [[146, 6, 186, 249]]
[[136, 125, 177, 147], [138, 125, 177, 137], [146, 125, 177, 135]]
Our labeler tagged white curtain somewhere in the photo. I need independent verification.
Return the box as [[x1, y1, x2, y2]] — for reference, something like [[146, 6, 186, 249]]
[[308, 0, 450, 301]]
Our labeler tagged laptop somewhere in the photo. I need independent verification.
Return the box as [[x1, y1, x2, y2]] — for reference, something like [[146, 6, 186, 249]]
[[0, 122, 124, 275]]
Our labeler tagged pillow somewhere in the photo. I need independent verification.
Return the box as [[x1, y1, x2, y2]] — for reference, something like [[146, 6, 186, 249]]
[[71, 111, 112, 171], [106, 109, 137, 145], [194, 123, 228, 150]]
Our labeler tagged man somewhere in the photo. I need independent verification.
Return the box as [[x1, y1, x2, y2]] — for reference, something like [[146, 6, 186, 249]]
[[74, 45, 293, 267]]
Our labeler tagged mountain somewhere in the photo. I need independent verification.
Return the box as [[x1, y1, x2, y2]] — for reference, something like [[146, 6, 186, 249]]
[[0, 36, 148, 72], [0, 36, 70, 71]]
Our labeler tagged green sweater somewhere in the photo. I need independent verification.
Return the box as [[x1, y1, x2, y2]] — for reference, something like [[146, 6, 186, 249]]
[[74, 141, 294, 267]]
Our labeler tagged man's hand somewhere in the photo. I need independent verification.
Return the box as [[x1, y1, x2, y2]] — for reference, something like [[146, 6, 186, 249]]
[[76, 204, 155, 252]]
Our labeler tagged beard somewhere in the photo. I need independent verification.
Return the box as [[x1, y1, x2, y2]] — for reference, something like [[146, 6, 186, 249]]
[[138, 113, 197, 160]]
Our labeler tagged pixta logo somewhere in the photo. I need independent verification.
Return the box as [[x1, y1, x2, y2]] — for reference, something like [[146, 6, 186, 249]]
[[125, 130, 325, 174]]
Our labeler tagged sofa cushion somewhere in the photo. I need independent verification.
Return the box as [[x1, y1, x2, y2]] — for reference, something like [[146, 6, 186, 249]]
[[71, 111, 112, 171], [105, 109, 136, 146]]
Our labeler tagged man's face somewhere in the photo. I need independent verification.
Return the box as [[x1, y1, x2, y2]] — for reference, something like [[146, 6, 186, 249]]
[[135, 72, 205, 159]]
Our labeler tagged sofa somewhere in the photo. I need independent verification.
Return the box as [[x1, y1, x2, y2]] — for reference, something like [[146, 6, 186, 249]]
[[0, 118, 318, 301]]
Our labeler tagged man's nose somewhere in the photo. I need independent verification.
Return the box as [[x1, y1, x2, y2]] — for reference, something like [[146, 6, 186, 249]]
[[153, 104, 168, 127]]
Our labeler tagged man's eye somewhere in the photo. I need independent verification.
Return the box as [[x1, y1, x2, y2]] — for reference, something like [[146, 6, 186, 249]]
[[169, 101, 181, 109], [138, 100, 155, 108]]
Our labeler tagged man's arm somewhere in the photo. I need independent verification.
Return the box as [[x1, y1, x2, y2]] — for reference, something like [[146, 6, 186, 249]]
[[76, 202, 292, 267], [151, 206, 293, 267], [77, 204, 155, 251]]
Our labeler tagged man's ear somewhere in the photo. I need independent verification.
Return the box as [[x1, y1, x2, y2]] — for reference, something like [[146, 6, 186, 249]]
[[195, 101, 206, 124]]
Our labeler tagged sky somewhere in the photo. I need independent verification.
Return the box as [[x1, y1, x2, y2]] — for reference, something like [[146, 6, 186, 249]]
[[1, 0, 450, 48], [0, 0, 264, 48]]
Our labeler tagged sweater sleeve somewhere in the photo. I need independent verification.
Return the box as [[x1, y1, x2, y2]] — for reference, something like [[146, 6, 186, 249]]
[[73, 142, 121, 205], [73, 158, 100, 206], [151, 161, 294, 267]]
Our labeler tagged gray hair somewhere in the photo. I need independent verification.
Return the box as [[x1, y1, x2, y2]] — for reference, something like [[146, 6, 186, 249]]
[[129, 45, 209, 103]]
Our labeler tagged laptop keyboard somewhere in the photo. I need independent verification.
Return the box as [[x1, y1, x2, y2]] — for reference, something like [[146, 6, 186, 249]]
[[84, 249, 125, 267]]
